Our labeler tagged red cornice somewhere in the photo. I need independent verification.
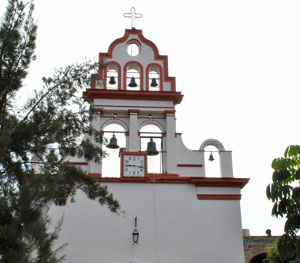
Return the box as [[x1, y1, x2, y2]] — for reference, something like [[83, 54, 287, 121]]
[[128, 109, 140, 114], [190, 177, 249, 189], [83, 89, 183, 105], [164, 110, 176, 115], [197, 194, 242, 200], [96, 174, 249, 189]]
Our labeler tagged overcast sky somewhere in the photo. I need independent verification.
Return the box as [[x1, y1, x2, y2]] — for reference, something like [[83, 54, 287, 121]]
[[5, 0, 300, 235]]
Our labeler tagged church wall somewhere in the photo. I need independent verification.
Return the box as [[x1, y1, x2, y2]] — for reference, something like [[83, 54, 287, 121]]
[[50, 183, 245, 263]]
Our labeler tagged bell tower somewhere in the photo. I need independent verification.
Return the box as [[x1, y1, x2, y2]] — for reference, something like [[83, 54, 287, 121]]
[[57, 15, 249, 263]]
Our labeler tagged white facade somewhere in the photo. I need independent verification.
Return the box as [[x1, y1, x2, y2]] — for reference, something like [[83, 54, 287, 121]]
[[55, 29, 249, 263]]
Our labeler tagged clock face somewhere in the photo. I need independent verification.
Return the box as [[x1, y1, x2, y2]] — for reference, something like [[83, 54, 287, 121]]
[[123, 154, 146, 177]]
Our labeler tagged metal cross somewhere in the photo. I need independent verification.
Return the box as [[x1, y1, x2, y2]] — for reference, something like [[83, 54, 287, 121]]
[[123, 7, 143, 29]]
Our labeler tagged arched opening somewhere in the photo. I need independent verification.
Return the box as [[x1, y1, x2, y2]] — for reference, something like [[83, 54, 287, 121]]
[[126, 63, 141, 91], [102, 124, 126, 178], [250, 253, 267, 263], [140, 124, 162, 174], [106, 64, 119, 90], [203, 145, 221, 178], [148, 65, 160, 91]]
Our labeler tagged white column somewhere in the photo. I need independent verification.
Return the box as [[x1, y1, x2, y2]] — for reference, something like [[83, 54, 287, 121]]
[[128, 110, 140, 152], [89, 111, 102, 176], [165, 111, 177, 174], [219, 151, 233, 178]]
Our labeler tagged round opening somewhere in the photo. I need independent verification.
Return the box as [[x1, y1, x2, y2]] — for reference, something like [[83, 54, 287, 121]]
[[127, 43, 140, 56]]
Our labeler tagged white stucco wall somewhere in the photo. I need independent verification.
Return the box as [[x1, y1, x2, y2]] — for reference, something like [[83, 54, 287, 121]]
[[50, 182, 245, 263]]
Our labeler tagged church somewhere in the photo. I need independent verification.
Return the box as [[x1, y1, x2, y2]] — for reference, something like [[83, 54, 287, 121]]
[[51, 8, 249, 263]]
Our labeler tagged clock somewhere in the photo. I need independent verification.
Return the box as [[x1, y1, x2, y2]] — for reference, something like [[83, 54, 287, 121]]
[[121, 152, 147, 177]]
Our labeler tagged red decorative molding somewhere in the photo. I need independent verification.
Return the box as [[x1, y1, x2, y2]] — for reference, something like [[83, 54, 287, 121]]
[[65, 162, 88, 165], [175, 133, 182, 137], [96, 174, 249, 189], [98, 108, 103, 113], [191, 177, 249, 189], [197, 194, 242, 200], [128, 109, 140, 114], [125, 131, 130, 136], [177, 164, 203, 167], [164, 110, 176, 115], [89, 173, 102, 179], [95, 104, 175, 109], [83, 89, 183, 105], [162, 132, 166, 137]]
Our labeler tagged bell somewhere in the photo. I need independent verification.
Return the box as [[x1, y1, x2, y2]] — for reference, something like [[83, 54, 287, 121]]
[[150, 78, 158, 87], [128, 77, 138, 87], [146, 138, 159, 156], [109, 76, 116, 85], [106, 134, 119, 149], [208, 152, 214, 162]]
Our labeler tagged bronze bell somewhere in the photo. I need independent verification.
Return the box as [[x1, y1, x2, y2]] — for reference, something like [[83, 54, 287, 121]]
[[147, 138, 159, 156], [128, 77, 138, 87], [150, 78, 158, 87], [109, 76, 116, 85], [208, 152, 214, 162], [106, 134, 119, 149]]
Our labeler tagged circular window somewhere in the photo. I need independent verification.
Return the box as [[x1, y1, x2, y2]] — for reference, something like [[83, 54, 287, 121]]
[[127, 43, 140, 56]]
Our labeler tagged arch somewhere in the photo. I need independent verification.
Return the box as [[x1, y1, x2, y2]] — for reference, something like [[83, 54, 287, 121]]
[[100, 118, 129, 132], [200, 139, 225, 151], [250, 253, 267, 263], [123, 61, 144, 91], [146, 63, 163, 91], [139, 119, 165, 133], [104, 61, 121, 90]]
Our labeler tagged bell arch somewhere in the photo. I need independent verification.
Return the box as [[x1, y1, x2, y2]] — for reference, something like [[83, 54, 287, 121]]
[[146, 63, 163, 91], [104, 61, 121, 90], [200, 139, 225, 151], [139, 119, 165, 133], [100, 118, 129, 132], [124, 61, 144, 91]]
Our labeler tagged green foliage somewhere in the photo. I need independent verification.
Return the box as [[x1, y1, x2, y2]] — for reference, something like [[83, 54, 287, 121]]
[[0, 1, 120, 262], [266, 145, 300, 262]]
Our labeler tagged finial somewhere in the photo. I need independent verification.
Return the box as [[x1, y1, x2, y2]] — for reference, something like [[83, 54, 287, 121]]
[[123, 7, 143, 29]]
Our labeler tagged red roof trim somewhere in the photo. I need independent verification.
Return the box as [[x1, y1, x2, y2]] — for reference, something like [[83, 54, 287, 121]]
[[197, 194, 242, 200], [83, 89, 183, 104]]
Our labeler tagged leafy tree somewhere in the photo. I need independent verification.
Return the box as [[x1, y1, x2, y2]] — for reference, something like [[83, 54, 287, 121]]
[[0, 0, 119, 262], [266, 145, 300, 263]]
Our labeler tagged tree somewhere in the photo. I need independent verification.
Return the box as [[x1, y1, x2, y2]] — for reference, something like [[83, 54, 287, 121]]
[[0, 1, 119, 262], [266, 145, 300, 263]]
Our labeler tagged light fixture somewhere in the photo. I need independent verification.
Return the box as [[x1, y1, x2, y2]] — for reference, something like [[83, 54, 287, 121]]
[[114, 113, 118, 118], [132, 216, 139, 244]]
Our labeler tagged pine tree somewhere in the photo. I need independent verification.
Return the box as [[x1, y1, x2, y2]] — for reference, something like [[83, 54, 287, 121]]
[[0, 1, 120, 262]]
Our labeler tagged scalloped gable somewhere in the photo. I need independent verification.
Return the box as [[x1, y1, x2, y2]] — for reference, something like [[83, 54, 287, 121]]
[[95, 29, 176, 92]]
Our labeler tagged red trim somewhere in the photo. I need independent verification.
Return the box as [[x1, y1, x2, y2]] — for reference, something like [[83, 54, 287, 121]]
[[98, 29, 176, 92], [146, 63, 163, 91], [120, 152, 148, 178], [177, 164, 203, 167], [162, 132, 166, 137], [123, 61, 144, 91], [175, 133, 182, 137], [89, 173, 102, 179], [98, 108, 103, 113], [104, 61, 121, 90], [96, 174, 249, 188], [164, 110, 176, 115], [197, 194, 242, 200], [100, 130, 104, 136], [83, 89, 183, 105], [128, 109, 140, 114], [191, 177, 249, 189], [125, 131, 130, 136], [65, 162, 88, 165], [95, 105, 175, 109]]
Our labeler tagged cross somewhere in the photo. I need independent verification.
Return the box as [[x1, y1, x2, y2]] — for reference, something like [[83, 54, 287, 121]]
[[123, 7, 143, 29]]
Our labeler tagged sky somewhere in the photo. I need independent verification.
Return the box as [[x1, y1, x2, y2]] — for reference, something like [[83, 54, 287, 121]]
[[4, 0, 300, 236]]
